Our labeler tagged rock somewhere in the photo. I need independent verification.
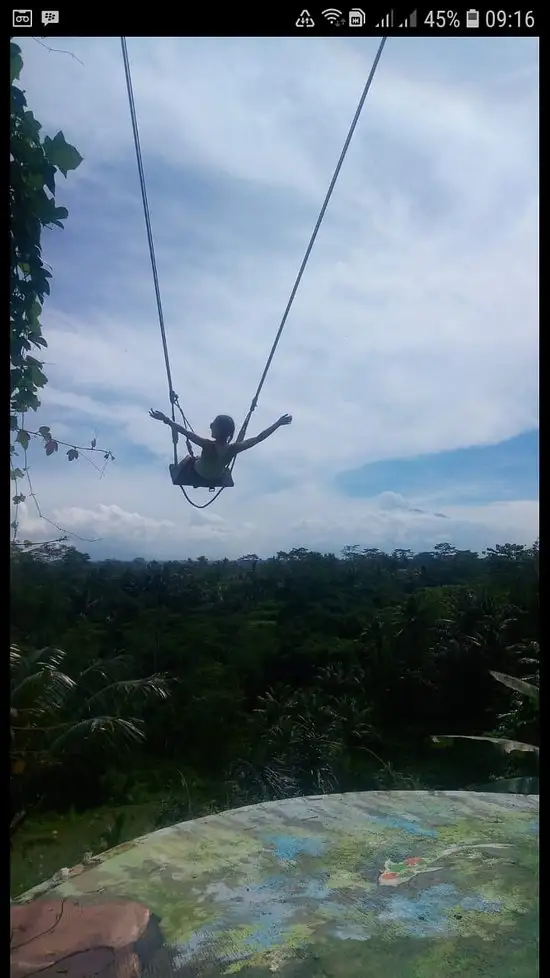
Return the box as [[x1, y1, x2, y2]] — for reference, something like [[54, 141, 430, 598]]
[[11, 898, 162, 978]]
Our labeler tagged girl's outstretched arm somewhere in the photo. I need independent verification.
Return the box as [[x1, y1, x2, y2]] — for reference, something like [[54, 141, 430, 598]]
[[234, 414, 292, 454], [149, 410, 210, 448]]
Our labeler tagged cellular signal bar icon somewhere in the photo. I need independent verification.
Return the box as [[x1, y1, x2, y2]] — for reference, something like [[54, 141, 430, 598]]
[[400, 9, 417, 27], [376, 9, 394, 28]]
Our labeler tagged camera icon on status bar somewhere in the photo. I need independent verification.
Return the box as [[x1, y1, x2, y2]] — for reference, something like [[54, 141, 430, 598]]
[[42, 10, 60, 23], [12, 9, 33, 26]]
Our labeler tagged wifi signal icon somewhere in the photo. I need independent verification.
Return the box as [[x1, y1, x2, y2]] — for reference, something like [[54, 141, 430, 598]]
[[322, 8, 343, 24]]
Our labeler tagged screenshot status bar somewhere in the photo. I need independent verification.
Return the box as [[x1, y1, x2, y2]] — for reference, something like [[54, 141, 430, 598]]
[[11, 7, 538, 34]]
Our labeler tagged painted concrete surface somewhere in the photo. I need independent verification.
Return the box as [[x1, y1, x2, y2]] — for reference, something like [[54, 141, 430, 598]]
[[12, 791, 538, 977]]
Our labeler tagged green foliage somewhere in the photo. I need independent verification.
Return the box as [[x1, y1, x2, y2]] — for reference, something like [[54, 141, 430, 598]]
[[432, 733, 538, 755], [10, 640, 170, 840], [97, 812, 128, 852], [10, 45, 115, 539], [490, 669, 538, 703], [473, 777, 538, 794], [432, 665, 539, 792], [10, 41, 82, 428], [9, 539, 539, 840]]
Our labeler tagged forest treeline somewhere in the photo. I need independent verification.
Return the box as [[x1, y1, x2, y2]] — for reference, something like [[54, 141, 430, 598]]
[[10, 539, 539, 836]]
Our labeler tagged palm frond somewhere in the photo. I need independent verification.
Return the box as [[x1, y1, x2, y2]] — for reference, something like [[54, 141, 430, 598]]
[[10, 644, 22, 667], [76, 654, 135, 685], [79, 675, 170, 714], [432, 734, 539, 756], [11, 646, 67, 677], [11, 668, 76, 712], [48, 716, 144, 755], [490, 671, 539, 702]]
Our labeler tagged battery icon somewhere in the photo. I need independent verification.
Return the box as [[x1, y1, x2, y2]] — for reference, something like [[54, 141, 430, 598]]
[[466, 9, 479, 27]]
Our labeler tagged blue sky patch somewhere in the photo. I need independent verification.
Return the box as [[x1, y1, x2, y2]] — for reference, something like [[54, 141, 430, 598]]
[[335, 430, 538, 505]]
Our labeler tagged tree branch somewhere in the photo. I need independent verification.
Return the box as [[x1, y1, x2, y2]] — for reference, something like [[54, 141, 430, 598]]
[[32, 37, 84, 65], [25, 430, 114, 457]]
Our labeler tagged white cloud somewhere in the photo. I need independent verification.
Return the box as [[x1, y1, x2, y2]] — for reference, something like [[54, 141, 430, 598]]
[[12, 35, 538, 558], [13, 464, 538, 561]]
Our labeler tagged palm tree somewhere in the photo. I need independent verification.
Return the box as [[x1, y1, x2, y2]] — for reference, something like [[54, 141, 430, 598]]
[[10, 643, 170, 840]]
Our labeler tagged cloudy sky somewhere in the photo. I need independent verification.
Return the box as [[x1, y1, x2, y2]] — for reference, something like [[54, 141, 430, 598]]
[[13, 35, 538, 560]]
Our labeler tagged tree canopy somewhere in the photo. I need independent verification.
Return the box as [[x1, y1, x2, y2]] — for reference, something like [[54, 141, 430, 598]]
[[10, 540, 539, 835]]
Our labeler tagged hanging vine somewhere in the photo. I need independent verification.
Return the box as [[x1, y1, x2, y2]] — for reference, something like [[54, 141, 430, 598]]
[[10, 40, 113, 542]]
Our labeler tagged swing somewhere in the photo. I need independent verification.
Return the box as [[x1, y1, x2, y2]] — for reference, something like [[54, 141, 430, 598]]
[[169, 458, 235, 490], [121, 36, 387, 509]]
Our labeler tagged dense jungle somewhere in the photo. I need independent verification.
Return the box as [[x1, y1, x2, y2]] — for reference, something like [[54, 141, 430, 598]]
[[10, 540, 539, 894]]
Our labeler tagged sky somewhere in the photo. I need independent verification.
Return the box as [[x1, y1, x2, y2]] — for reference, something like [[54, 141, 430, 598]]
[[12, 35, 539, 560]]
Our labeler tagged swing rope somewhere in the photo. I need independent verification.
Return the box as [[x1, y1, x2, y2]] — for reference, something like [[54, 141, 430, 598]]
[[120, 37, 196, 466], [121, 36, 387, 509]]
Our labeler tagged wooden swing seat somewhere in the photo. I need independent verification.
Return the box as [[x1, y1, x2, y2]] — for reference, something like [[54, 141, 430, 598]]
[[169, 459, 234, 490]]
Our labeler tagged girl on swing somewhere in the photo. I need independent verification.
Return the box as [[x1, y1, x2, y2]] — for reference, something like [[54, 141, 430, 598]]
[[149, 409, 292, 488]]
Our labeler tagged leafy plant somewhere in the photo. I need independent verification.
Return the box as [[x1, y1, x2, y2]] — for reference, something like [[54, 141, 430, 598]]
[[10, 40, 82, 430], [9, 538, 540, 857], [97, 812, 128, 852], [10, 41, 113, 540], [10, 644, 171, 839], [432, 669, 539, 792]]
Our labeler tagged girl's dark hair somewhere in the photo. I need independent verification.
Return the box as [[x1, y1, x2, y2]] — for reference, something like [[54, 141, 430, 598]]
[[212, 415, 235, 443]]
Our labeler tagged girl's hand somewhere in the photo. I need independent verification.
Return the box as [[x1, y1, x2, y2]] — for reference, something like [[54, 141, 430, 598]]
[[277, 414, 292, 426], [149, 409, 169, 423]]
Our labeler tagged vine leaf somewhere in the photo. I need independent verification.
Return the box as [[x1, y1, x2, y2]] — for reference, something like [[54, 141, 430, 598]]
[[11, 44, 23, 84], [43, 131, 83, 177], [16, 430, 30, 451]]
